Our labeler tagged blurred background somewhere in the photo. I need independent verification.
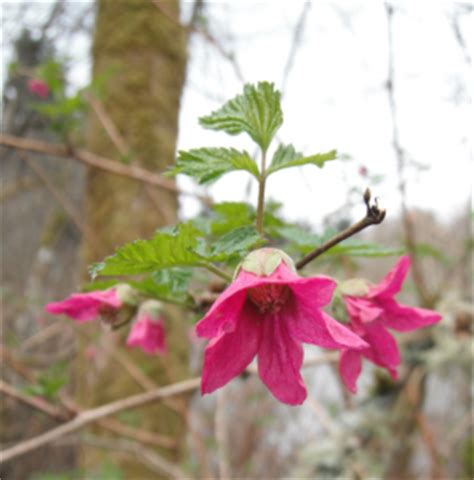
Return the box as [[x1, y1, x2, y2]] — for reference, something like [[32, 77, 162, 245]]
[[1, 1, 472, 479]]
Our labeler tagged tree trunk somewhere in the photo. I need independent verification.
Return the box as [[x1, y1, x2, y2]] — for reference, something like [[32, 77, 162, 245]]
[[80, 0, 189, 476]]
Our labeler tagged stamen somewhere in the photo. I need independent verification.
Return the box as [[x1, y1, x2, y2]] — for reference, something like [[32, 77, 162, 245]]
[[247, 284, 291, 314]]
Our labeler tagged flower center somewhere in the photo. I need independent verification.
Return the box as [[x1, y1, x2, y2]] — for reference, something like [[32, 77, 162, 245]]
[[247, 284, 291, 314]]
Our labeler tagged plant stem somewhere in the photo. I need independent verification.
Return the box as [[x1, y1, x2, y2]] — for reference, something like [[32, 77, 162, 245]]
[[255, 149, 267, 234], [296, 189, 386, 270], [203, 263, 232, 283]]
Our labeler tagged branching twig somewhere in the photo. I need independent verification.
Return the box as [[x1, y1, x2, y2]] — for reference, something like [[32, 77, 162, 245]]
[[0, 377, 202, 463], [72, 434, 188, 479], [0, 353, 337, 463], [0, 380, 71, 422], [385, 4, 431, 307], [296, 189, 386, 270], [0, 133, 209, 203]]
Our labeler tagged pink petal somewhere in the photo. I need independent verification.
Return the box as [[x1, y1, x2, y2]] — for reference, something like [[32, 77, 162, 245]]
[[257, 312, 307, 405], [201, 303, 261, 394], [285, 297, 368, 350], [289, 275, 337, 308], [381, 299, 442, 332], [362, 321, 400, 374], [368, 256, 411, 299], [345, 296, 384, 324], [339, 349, 362, 394], [196, 290, 247, 339]]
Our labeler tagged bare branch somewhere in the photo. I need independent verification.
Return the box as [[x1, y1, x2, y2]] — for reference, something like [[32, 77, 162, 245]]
[[0, 353, 337, 463], [0, 133, 210, 203], [295, 189, 386, 270], [0, 377, 201, 463]]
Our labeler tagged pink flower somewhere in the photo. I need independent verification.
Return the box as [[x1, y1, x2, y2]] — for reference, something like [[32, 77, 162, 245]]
[[126, 301, 166, 355], [338, 256, 442, 393], [45, 288, 122, 322], [27, 79, 49, 98], [196, 248, 368, 405]]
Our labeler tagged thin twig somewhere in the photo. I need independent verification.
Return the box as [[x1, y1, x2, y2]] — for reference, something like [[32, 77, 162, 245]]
[[296, 189, 386, 270], [0, 380, 71, 422], [20, 152, 102, 255], [85, 92, 176, 224], [385, 4, 431, 307], [0, 350, 176, 450], [152, 0, 245, 84], [215, 388, 231, 480], [0, 377, 202, 463], [78, 434, 190, 479], [281, 3, 311, 95], [0, 133, 210, 203]]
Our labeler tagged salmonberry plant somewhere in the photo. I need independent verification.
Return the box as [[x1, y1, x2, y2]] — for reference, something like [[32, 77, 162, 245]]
[[46, 82, 441, 405]]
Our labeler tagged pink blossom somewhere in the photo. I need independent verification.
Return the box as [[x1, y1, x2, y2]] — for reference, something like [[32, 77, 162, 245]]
[[126, 301, 166, 355], [196, 248, 368, 405], [27, 79, 49, 98], [338, 256, 442, 393], [45, 288, 122, 323]]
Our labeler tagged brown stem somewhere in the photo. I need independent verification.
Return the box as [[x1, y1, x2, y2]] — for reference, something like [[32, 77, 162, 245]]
[[296, 189, 386, 270]]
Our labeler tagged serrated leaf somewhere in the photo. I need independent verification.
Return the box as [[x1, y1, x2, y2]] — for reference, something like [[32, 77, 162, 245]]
[[210, 226, 262, 260], [267, 144, 337, 176], [91, 223, 205, 276], [199, 82, 283, 151], [168, 147, 259, 184]]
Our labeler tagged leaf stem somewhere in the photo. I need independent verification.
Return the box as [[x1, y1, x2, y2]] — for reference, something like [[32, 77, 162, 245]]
[[255, 149, 267, 235], [202, 263, 232, 283]]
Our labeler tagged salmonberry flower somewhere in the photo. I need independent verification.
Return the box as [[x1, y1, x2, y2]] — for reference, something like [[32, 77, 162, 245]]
[[338, 256, 442, 393], [196, 248, 368, 405], [27, 78, 49, 98], [127, 300, 166, 355], [45, 284, 137, 323]]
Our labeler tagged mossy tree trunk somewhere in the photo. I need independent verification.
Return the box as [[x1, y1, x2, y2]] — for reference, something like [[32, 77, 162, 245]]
[[81, 0, 188, 476]]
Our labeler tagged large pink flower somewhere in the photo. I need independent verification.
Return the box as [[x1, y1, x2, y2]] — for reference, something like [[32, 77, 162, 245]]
[[126, 301, 166, 355], [196, 248, 368, 405], [45, 288, 122, 322], [338, 256, 442, 393]]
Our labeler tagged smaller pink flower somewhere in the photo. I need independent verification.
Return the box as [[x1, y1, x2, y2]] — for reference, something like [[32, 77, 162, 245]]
[[45, 288, 121, 322], [28, 78, 49, 98], [126, 301, 166, 356], [338, 256, 442, 393]]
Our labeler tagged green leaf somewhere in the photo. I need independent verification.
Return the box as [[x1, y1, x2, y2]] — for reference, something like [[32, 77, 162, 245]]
[[91, 223, 205, 277], [326, 242, 404, 258], [413, 243, 449, 264], [168, 147, 259, 184], [199, 82, 283, 151], [267, 144, 337, 176], [210, 226, 262, 260], [130, 269, 193, 304]]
